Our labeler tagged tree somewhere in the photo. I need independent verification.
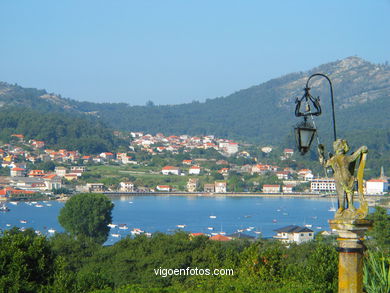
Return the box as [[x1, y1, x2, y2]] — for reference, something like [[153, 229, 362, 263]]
[[0, 228, 56, 292], [367, 206, 390, 251], [58, 193, 114, 244]]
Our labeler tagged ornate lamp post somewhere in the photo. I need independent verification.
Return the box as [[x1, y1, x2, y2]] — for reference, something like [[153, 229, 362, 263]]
[[294, 73, 372, 293]]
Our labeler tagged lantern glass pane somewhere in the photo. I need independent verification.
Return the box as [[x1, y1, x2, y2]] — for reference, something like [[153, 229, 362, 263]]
[[300, 128, 314, 147]]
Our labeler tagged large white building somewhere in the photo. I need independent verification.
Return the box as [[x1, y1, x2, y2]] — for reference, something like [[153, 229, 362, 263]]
[[366, 179, 388, 195], [310, 178, 336, 192]]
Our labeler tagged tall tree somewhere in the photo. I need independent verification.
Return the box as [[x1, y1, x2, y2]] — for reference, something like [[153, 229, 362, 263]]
[[58, 193, 114, 244]]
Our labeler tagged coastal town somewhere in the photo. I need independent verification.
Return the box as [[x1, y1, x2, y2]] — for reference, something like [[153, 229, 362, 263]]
[[0, 132, 388, 202]]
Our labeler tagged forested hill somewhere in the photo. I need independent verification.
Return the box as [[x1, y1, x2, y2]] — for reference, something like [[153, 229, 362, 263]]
[[0, 107, 127, 154], [1, 56, 390, 148]]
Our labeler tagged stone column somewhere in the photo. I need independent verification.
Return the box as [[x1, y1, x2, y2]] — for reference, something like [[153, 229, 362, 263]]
[[329, 219, 372, 293]]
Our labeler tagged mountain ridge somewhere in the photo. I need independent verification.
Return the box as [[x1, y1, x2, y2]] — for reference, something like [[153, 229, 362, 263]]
[[1, 56, 389, 146]]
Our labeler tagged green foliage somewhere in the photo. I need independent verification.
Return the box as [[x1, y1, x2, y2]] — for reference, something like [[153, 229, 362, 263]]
[[58, 193, 114, 244], [363, 250, 390, 293], [0, 107, 126, 154], [0, 228, 56, 292], [367, 207, 390, 252]]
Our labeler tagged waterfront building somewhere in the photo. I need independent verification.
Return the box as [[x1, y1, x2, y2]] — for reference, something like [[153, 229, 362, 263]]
[[204, 184, 215, 193], [215, 181, 227, 193], [86, 183, 106, 193], [310, 178, 336, 192], [366, 179, 389, 195], [262, 184, 280, 193], [119, 182, 134, 192], [156, 185, 171, 192], [187, 178, 199, 192]]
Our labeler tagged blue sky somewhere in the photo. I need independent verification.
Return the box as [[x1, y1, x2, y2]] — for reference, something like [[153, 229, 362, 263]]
[[0, 0, 389, 105]]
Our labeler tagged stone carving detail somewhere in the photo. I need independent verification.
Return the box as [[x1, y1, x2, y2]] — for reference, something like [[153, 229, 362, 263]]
[[318, 139, 368, 219]]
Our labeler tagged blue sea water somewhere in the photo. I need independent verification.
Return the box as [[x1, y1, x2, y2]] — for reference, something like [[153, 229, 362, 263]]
[[0, 196, 337, 244]]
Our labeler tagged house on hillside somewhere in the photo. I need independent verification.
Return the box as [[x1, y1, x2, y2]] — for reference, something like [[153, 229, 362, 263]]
[[189, 166, 201, 175], [161, 166, 181, 175], [273, 225, 314, 244]]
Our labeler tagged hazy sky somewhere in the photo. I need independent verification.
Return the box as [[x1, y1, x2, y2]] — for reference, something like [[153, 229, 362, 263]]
[[1, 0, 389, 105]]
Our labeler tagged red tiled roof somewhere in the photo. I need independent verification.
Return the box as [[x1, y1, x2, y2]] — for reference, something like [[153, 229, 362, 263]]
[[210, 234, 231, 241], [162, 166, 178, 170]]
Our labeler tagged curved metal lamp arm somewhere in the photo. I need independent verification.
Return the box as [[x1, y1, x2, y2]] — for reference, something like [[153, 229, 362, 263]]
[[305, 73, 337, 141]]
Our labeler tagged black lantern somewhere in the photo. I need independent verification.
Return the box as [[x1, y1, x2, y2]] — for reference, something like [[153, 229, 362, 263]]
[[294, 117, 317, 155], [293, 73, 337, 155]]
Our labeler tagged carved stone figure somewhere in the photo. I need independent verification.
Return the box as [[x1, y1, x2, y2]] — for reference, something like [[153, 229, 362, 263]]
[[318, 139, 368, 219]]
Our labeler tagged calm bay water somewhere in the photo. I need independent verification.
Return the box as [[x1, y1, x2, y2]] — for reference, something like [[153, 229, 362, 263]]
[[0, 196, 336, 244]]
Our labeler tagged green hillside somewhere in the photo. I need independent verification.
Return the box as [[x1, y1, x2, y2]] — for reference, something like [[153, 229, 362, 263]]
[[0, 107, 126, 154]]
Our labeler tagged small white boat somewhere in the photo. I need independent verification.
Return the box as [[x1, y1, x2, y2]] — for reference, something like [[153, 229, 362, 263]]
[[316, 226, 322, 230], [276, 209, 281, 212], [9, 201, 18, 205], [46, 203, 52, 207], [254, 231, 262, 235], [31, 201, 38, 204], [0, 204, 10, 212], [304, 224, 312, 228], [35, 230, 42, 235], [328, 207, 336, 212], [20, 220, 27, 224], [207, 227, 214, 230], [176, 224, 186, 229], [111, 233, 121, 238], [283, 212, 288, 216], [107, 224, 117, 228], [219, 232, 226, 235], [145, 232, 152, 237], [131, 228, 144, 235], [35, 204, 44, 208], [237, 229, 244, 233], [209, 215, 217, 219], [272, 219, 277, 223], [6, 223, 11, 227], [119, 226, 129, 230], [48, 229, 56, 233]]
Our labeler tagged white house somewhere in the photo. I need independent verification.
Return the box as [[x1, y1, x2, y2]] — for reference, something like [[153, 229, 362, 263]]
[[161, 166, 181, 175], [55, 166, 67, 177], [215, 181, 227, 193], [119, 181, 134, 192], [189, 166, 201, 175], [156, 185, 171, 192], [263, 184, 280, 193], [10, 167, 25, 177], [298, 169, 314, 181], [273, 225, 314, 244], [282, 185, 294, 193], [366, 179, 388, 195]]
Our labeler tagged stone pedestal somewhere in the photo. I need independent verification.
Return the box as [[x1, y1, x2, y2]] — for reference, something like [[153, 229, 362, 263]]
[[329, 219, 372, 293]]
